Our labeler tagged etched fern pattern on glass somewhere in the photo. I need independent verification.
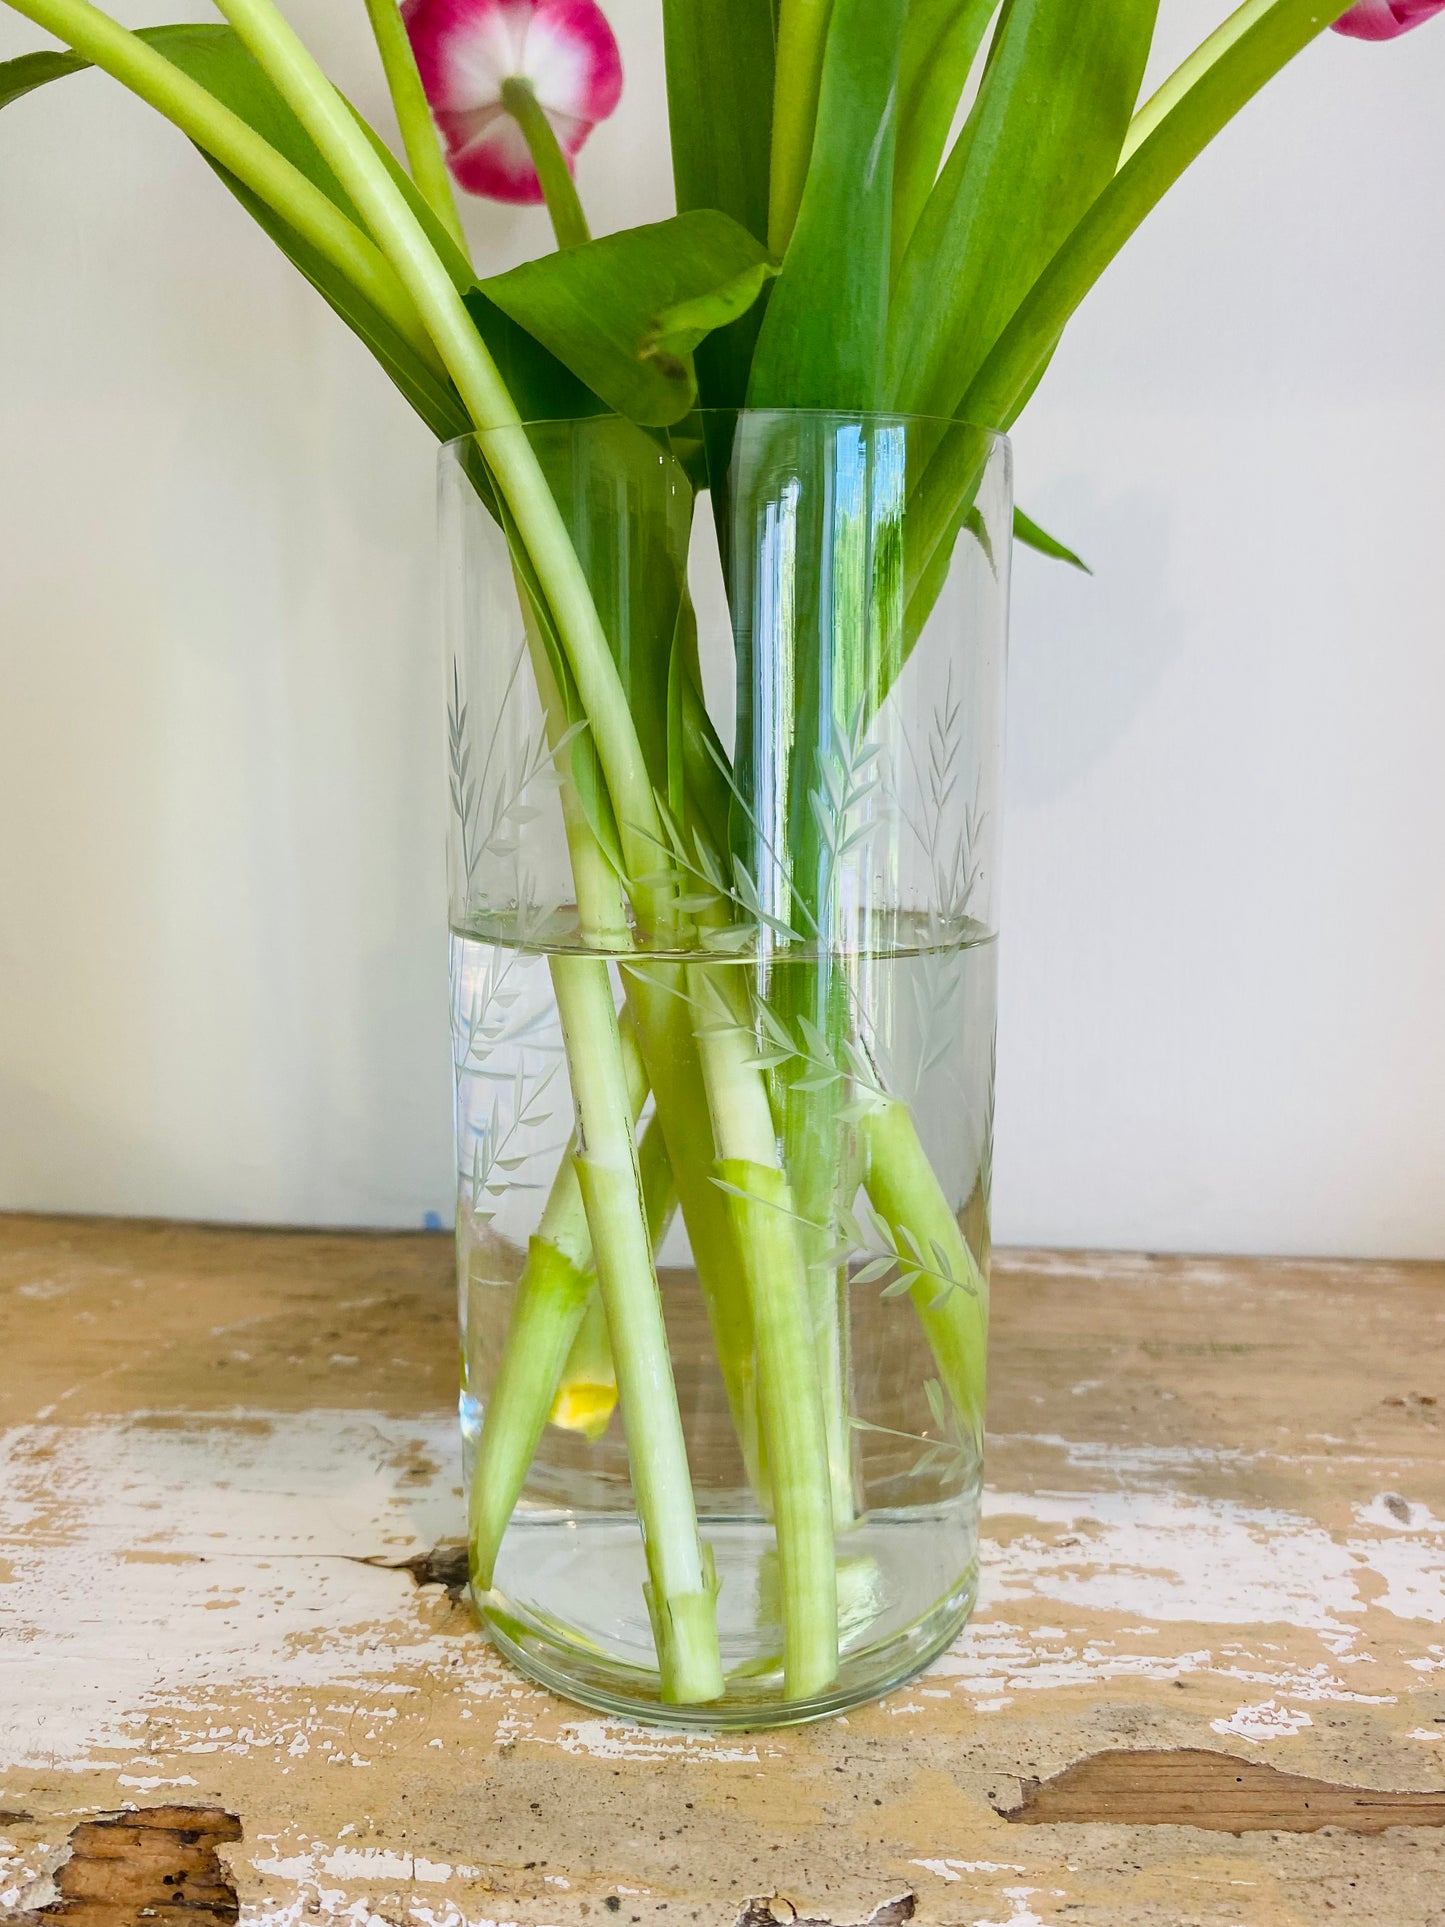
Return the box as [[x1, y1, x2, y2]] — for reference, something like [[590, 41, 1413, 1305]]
[[443, 411, 1010, 1726]]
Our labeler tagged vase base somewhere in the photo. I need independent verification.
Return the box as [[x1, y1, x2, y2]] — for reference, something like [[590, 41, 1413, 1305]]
[[470, 1512, 978, 1730]]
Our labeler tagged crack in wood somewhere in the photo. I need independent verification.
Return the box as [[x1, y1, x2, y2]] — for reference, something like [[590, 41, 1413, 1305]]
[[361, 1540, 471, 1600], [998, 1748, 1445, 1834], [4, 1804, 242, 1926]]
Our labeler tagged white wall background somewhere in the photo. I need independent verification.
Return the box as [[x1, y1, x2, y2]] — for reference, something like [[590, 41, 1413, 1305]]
[[1, 2, 1442, 1253]]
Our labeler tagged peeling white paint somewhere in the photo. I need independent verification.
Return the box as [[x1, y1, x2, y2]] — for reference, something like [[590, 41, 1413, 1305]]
[[511, 1714, 761, 1764], [980, 1484, 1438, 1637], [0, 1410, 470, 1771], [3, 1411, 1440, 1783], [1210, 1699, 1315, 1742], [911, 1859, 1027, 1882], [969, 1886, 1047, 1927]]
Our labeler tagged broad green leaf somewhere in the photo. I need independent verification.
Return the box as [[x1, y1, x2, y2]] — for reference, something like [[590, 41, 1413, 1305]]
[[1013, 506, 1090, 572], [960, 0, 1355, 430], [479, 211, 777, 428], [746, 0, 908, 410], [886, 0, 1159, 418], [463, 288, 603, 427], [891, 0, 1001, 280], [662, 0, 776, 408]]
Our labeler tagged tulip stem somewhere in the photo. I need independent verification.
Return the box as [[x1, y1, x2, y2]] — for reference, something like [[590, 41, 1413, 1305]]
[[363, 0, 470, 258], [1121, 0, 1275, 165], [501, 75, 592, 250], [211, 0, 673, 938]]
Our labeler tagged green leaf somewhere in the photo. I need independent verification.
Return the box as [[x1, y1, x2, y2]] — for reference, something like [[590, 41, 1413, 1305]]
[[960, 0, 1355, 431], [0, 25, 471, 436], [1, 45, 89, 107], [1, 25, 350, 229], [746, 0, 909, 410], [0, 23, 608, 438], [662, 0, 777, 407], [462, 287, 603, 427], [1013, 506, 1090, 572], [221, 166, 469, 440], [886, 0, 1159, 418], [479, 211, 779, 428], [891, 0, 1001, 279]]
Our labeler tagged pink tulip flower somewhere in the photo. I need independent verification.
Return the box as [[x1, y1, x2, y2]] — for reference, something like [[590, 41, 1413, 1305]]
[[403, 0, 622, 203], [1331, 0, 1445, 40]]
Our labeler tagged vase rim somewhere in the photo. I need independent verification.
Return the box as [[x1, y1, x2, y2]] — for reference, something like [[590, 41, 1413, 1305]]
[[441, 406, 1009, 452]]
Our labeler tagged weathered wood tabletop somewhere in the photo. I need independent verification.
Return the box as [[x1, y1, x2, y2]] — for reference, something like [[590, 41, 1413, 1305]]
[[2, 1215, 1443, 1926]]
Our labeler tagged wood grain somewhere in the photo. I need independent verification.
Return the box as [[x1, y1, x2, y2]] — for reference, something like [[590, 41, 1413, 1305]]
[[8, 1806, 241, 1927], [1003, 1747, 1445, 1833], [1, 1216, 1442, 1927]]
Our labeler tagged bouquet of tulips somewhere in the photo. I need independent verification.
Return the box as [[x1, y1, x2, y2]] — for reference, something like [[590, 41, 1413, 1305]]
[[3, 0, 1436, 1710]]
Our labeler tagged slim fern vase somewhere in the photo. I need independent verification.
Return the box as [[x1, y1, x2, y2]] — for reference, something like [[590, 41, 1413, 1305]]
[[442, 409, 1011, 1727]]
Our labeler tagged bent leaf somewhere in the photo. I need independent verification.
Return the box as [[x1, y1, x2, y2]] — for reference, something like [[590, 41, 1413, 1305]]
[[479, 211, 777, 428], [1013, 507, 1091, 572], [645, 258, 781, 374]]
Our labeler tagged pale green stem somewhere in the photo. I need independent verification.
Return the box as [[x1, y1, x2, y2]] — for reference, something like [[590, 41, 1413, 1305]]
[[500, 75, 590, 251], [529, 604, 722, 1703], [212, 0, 668, 916], [1120, 0, 1276, 166], [204, 0, 794, 1702], [468, 1006, 657, 1585], [691, 964, 839, 1700], [768, 0, 834, 255], [558, 953, 723, 1702], [4, 0, 440, 370], [620, 959, 767, 1504], [861, 1099, 989, 1448], [362, 0, 469, 257]]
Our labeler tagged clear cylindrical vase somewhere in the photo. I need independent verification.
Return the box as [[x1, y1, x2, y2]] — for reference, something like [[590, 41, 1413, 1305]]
[[440, 409, 1010, 1726]]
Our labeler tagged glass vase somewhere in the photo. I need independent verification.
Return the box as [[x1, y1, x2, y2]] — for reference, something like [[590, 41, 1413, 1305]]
[[440, 409, 1010, 1727]]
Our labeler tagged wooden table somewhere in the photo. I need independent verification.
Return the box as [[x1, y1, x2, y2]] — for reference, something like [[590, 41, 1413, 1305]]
[[1, 1216, 1443, 1926]]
